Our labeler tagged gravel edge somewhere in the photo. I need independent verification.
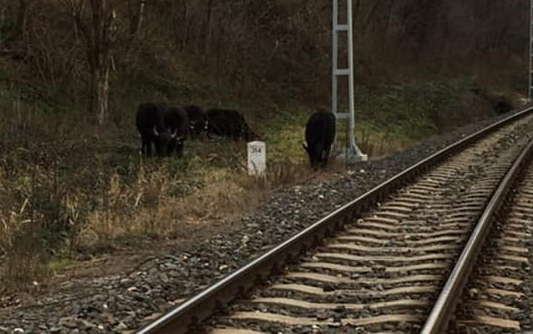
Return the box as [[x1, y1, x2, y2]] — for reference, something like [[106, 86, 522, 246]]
[[0, 108, 528, 333]]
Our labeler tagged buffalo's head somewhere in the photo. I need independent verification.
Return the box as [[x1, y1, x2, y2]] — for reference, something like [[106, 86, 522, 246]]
[[152, 126, 173, 157], [243, 124, 260, 142], [168, 129, 188, 157], [188, 118, 208, 139], [303, 142, 326, 169]]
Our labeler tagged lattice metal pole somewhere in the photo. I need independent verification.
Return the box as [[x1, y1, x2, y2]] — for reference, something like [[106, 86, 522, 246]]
[[332, 0, 367, 163], [332, 0, 340, 120], [527, 0, 533, 99], [530, 0, 533, 99]]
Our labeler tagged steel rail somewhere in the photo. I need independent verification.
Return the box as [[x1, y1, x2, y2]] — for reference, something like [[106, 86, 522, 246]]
[[137, 105, 533, 334], [421, 137, 533, 333]]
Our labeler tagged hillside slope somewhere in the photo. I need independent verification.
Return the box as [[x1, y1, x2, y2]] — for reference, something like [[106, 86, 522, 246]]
[[0, 0, 529, 289]]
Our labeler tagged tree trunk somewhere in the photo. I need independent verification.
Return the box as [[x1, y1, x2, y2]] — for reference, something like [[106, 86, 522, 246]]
[[129, 0, 145, 36], [89, 62, 109, 126], [202, 0, 213, 55], [15, 0, 30, 40], [71, 0, 118, 126], [181, 0, 189, 51]]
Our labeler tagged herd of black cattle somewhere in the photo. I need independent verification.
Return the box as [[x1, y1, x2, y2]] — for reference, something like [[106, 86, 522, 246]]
[[135, 103, 336, 168]]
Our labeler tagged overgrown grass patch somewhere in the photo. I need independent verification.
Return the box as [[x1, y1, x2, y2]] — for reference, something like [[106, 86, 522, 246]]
[[0, 76, 509, 291], [0, 107, 316, 289], [258, 106, 310, 164]]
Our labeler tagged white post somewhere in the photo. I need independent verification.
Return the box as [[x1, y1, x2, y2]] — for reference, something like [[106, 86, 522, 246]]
[[247, 141, 266, 176]]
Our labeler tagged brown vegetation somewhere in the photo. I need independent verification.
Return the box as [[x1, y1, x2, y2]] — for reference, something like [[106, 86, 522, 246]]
[[1, 0, 527, 113], [0, 0, 529, 289], [0, 104, 319, 289]]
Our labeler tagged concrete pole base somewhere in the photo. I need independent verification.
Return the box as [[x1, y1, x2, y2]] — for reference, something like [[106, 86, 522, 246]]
[[333, 145, 368, 164]]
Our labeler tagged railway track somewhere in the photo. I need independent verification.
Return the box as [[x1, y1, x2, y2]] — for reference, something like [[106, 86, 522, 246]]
[[137, 106, 533, 334], [448, 142, 533, 333]]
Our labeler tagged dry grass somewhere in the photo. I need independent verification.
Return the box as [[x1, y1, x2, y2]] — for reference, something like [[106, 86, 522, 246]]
[[79, 159, 316, 247], [0, 105, 322, 290], [0, 78, 512, 290], [0, 161, 77, 288]]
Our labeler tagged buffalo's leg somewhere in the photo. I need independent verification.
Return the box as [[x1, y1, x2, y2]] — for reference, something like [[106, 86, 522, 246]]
[[166, 141, 176, 157], [176, 142, 184, 158], [141, 136, 152, 156], [322, 149, 331, 167], [310, 150, 319, 169], [145, 138, 153, 157]]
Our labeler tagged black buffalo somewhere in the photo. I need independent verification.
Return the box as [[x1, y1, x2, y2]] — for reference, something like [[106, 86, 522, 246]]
[[183, 105, 206, 139], [164, 107, 188, 157], [303, 111, 336, 168], [136, 103, 186, 157], [205, 109, 258, 141], [136, 102, 172, 157]]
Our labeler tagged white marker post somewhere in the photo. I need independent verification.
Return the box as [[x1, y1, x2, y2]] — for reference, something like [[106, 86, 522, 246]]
[[247, 141, 266, 176]]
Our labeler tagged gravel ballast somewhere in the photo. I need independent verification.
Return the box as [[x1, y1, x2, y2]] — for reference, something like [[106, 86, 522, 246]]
[[0, 109, 529, 333]]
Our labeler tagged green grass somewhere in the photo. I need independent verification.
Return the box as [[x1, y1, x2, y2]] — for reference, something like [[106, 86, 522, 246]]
[[0, 70, 514, 290], [240, 78, 504, 160], [258, 106, 310, 163], [48, 259, 75, 275]]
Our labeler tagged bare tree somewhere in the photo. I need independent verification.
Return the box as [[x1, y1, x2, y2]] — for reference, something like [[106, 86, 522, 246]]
[[202, 0, 213, 55], [128, 0, 145, 38], [15, 0, 31, 40], [67, 0, 145, 126], [68, 0, 117, 125]]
